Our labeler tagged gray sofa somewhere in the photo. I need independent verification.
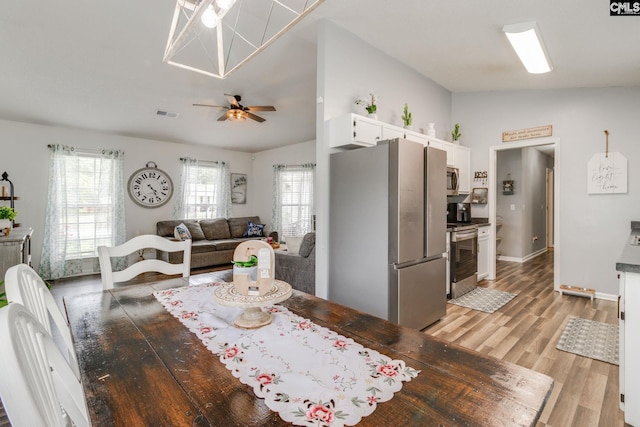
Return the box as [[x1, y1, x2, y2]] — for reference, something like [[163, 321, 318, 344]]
[[156, 216, 271, 269], [275, 232, 315, 295]]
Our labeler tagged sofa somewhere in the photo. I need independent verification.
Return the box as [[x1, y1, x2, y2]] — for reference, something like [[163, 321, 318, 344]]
[[274, 232, 315, 295], [156, 216, 274, 269]]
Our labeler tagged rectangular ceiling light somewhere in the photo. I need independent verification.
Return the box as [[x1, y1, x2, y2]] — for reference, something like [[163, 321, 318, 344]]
[[502, 22, 553, 74]]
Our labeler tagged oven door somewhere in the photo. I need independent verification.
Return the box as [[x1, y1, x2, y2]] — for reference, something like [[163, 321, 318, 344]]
[[451, 228, 477, 283]]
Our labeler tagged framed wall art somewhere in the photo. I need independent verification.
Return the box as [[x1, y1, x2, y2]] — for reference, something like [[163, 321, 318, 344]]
[[231, 173, 247, 204]]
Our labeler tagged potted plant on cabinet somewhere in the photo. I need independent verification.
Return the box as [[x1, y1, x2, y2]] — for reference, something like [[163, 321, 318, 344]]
[[355, 93, 378, 119], [451, 123, 462, 143], [401, 103, 412, 129], [0, 206, 17, 236]]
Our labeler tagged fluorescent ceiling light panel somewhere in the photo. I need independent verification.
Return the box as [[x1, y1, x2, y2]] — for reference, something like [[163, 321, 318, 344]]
[[502, 22, 553, 74]]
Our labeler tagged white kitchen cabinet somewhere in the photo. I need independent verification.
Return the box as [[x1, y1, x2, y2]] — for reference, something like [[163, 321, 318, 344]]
[[477, 225, 490, 280], [455, 145, 471, 194], [329, 114, 381, 148], [381, 124, 405, 141], [405, 129, 428, 145]]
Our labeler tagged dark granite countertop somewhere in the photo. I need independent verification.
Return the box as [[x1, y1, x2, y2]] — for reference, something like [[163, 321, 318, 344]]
[[616, 221, 640, 273]]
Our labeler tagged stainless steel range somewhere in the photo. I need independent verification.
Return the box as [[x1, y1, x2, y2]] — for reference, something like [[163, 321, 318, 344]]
[[448, 223, 478, 298]]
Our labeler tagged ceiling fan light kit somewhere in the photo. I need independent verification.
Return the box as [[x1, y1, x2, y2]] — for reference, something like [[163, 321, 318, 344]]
[[194, 94, 275, 122], [502, 21, 553, 74], [164, 0, 325, 79]]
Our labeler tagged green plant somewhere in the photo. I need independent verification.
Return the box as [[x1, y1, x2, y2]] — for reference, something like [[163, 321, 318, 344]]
[[451, 123, 462, 141], [0, 281, 7, 308], [0, 206, 17, 221], [232, 255, 258, 268], [401, 103, 412, 127], [355, 93, 377, 114]]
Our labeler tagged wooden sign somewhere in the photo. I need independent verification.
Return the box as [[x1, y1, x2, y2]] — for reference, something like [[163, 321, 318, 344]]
[[587, 152, 627, 194], [502, 125, 552, 142]]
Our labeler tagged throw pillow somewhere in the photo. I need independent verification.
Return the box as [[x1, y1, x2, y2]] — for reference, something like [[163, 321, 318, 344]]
[[285, 236, 304, 255], [174, 223, 192, 241], [298, 233, 315, 258], [243, 221, 265, 237]]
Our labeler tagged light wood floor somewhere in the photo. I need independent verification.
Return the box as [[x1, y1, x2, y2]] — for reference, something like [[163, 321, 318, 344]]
[[425, 250, 629, 427], [44, 255, 629, 426]]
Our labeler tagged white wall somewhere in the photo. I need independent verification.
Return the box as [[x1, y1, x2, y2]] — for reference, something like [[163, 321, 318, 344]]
[[316, 20, 452, 298], [251, 140, 316, 234], [454, 87, 640, 295], [0, 119, 254, 268]]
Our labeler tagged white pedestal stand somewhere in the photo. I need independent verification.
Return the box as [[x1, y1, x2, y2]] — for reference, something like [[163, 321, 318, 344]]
[[214, 280, 292, 329]]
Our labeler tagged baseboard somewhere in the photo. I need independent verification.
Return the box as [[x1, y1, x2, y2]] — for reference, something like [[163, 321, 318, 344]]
[[497, 248, 547, 264]]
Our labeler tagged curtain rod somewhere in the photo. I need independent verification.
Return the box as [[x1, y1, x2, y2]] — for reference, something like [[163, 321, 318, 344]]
[[179, 157, 227, 165], [47, 144, 108, 155], [274, 163, 316, 168]]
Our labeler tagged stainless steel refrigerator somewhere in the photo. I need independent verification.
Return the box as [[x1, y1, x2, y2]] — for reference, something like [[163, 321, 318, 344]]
[[329, 138, 447, 330]]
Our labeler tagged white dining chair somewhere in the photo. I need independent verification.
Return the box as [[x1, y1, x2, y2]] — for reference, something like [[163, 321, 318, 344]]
[[4, 263, 79, 377], [0, 303, 90, 427], [98, 234, 192, 290]]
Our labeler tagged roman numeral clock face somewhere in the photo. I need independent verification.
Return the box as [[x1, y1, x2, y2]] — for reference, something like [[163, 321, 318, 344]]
[[127, 164, 173, 208]]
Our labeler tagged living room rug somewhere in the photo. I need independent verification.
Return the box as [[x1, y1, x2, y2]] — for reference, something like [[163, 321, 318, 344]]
[[556, 317, 619, 365], [448, 287, 517, 313]]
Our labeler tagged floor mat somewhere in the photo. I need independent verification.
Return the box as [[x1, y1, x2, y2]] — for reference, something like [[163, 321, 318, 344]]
[[556, 317, 619, 365], [448, 287, 517, 313]]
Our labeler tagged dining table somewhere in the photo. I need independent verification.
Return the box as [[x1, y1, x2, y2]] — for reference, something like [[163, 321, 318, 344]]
[[65, 272, 553, 426]]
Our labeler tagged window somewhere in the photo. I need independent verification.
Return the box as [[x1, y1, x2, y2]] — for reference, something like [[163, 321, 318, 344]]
[[174, 158, 232, 219], [272, 164, 315, 239], [40, 145, 126, 279]]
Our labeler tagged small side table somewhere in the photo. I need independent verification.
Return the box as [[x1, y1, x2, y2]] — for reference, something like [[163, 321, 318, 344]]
[[0, 227, 33, 277]]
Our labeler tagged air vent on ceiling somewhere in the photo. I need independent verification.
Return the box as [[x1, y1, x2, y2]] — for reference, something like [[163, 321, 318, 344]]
[[155, 109, 180, 118]]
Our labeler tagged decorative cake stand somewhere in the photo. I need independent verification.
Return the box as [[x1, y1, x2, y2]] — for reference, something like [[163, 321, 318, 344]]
[[214, 280, 292, 329]]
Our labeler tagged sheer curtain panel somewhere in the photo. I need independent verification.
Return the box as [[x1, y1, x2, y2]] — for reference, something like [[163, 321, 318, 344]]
[[39, 145, 126, 280], [271, 163, 315, 239], [173, 158, 232, 220]]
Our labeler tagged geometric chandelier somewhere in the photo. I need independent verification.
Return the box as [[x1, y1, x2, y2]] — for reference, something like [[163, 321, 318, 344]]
[[163, 0, 325, 79]]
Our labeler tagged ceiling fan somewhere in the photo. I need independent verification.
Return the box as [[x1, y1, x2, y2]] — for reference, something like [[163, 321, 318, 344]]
[[193, 94, 276, 122]]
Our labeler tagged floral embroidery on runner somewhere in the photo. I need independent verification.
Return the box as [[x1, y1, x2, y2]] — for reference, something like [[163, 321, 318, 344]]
[[154, 282, 419, 426]]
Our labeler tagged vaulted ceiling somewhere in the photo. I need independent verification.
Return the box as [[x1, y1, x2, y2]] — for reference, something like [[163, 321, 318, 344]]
[[1, 1, 638, 152]]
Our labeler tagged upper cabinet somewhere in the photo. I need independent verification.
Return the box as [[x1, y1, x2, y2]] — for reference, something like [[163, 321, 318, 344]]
[[329, 114, 381, 148], [329, 114, 471, 193]]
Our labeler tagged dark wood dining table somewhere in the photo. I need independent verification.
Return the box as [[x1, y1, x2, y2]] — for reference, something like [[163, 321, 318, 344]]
[[65, 273, 553, 426]]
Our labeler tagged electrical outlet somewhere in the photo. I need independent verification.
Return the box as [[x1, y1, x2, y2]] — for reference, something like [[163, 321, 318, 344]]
[[510, 204, 516, 211]]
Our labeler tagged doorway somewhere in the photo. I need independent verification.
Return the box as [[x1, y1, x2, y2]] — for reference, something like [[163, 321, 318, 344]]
[[488, 137, 559, 290]]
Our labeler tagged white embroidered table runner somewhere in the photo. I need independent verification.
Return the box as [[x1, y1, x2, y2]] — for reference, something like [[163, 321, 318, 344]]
[[154, 282, 419, 426]]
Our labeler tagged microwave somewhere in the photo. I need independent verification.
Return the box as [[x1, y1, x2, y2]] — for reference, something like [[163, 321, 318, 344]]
[[447, 167, 459, 195]]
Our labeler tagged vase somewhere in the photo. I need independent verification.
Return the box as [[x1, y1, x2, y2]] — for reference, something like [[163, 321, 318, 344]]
[[427, 123, 436, 137], [403, 124, 411, 130], [367, 112, 378, 120], [0, 219, 11, 236]]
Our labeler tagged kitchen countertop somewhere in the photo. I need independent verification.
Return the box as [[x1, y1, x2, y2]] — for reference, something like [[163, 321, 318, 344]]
[[616, 221, 640, 273], [447, 218, 490, 232]]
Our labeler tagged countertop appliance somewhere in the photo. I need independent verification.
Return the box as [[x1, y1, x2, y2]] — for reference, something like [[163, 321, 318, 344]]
[[448, 224, 478, 298], [329, 138, 447, 330], [447, 167, 459, 196], [447, 202, 471, 224]]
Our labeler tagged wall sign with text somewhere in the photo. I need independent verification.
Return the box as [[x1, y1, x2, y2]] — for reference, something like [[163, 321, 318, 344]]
[[587, 152, 628, 194], [502, 125, 553, 142]]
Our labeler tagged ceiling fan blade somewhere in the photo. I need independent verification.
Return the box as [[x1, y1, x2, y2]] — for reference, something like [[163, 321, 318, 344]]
[[224, 94, 240, 107], [245, 112, 266, 123], [193, 103, 226, 108], [246, 106, 276, 112], [217, 111, 230, 121]]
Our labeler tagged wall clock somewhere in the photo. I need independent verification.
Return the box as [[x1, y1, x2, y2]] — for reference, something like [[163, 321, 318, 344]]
[[127, 161, 173, 208]]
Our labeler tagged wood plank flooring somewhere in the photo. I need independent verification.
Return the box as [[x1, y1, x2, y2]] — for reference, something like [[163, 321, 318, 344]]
[[34, 256, 629, 426], [425, 250, 629, 427]]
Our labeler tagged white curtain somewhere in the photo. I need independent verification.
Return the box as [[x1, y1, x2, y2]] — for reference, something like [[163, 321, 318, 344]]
[[173, 157, 232, 219], [272, 163, 315, 240], [39, 145, 126, 279]]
